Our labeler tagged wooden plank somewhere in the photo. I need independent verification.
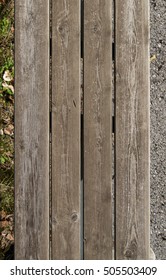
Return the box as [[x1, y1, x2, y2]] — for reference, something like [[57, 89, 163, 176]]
[[51, 0, 81, 259], [15, 0, 50, 259], [84, 0, 112, 259], [115, 0, 150, 259]]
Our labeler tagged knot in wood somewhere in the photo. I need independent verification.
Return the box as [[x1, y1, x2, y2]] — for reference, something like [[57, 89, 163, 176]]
[[71, 212, 78, 222], [19, 140, 25, 150], [57, 21, 69, 41], [124, 249, 133, 259], [92, 22, 101, 36], [52, 217, 57, 225], [124, 244, 137, 259]]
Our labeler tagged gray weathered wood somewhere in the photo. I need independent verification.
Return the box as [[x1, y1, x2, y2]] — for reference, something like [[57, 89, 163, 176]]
[[115, 0, 150, 259], [15, 0, 50, 259], [51, 0, 81, 259], [84, 0, 113, 259]]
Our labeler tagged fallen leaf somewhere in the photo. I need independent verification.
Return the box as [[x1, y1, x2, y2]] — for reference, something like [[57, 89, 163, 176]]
[[6, 234, 14, 241], [2, 82, 14, 93], [5, 151, 12, 157], [3, 70, 13, 82], [6, 214, 13, 221], [0, 129, 3, 135], [11, 26, 14, 33], [0, 211, 6, 220], [3, 117, 10, 124], [4, 124, 14, 136], [0, 221, 8, 228], [150, 55, 156, 62]]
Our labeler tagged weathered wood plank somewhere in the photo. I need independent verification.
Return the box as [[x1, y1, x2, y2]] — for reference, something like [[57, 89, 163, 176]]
[[115, 0, 150, 259], [51, 0, 81, 259], [84, 0, 112, 259], [15, 0, 50, 259]]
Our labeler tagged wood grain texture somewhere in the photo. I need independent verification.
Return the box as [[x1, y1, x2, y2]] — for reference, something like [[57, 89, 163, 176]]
[[51, 0, 81, 259], [115, 0, 150, 259], [84, 0, 112, 259], [15, 0, 50, 259]]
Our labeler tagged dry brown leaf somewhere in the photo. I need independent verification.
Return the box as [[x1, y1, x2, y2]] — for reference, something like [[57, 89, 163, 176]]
[[4, 124, 14, 136], [11, 26, 14, 33], [0, 211, 6, 220], [6, 233, 14, 241], [0, 221, 8, 228]]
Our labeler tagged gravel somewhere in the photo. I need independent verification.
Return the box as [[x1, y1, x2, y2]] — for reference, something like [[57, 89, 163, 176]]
[[150, 0, 166, 260]]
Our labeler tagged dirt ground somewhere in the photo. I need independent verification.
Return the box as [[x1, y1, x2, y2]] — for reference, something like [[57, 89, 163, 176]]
[[150, 0, 166, 259]]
